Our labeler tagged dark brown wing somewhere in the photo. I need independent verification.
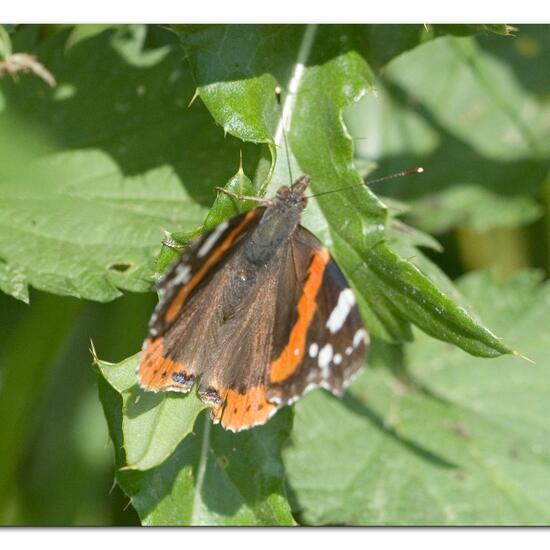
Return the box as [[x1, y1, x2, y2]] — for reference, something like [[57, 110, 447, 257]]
[[215, 225, 368, 431], [138, 208, 263, 393], [264, 225, 368, 407], [138, 213, 309, 431], [138, 216, 367, 433]]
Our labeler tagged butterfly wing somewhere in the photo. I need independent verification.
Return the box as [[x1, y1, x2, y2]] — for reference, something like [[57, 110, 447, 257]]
[[139, 207, 305, 431], [138, 208, 263, 392], [264, 225, 368, 407], [139, 215, 368, 432]]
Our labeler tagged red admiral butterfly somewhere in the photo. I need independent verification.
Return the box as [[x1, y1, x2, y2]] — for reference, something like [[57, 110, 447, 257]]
[[137, 175, 369, 431]]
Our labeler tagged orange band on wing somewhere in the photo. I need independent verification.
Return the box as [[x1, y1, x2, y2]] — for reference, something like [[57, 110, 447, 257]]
[[165, 211, 256, 323], [269, 247, 330, 383], [138, 337, 191, 391], [211, 386, 277, 432]]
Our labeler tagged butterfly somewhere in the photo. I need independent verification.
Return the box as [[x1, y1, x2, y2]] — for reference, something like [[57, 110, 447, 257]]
[[137, 175, 368, 432]]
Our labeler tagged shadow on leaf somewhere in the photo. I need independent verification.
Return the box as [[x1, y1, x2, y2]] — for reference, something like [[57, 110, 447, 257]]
[[339, 392, 457, 470]]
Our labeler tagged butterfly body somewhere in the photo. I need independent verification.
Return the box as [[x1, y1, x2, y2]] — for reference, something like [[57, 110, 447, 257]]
[[138, 176, 368, 432]]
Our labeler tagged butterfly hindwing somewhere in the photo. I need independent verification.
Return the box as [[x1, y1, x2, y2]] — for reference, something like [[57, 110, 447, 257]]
[[265, 225, 368, 406]]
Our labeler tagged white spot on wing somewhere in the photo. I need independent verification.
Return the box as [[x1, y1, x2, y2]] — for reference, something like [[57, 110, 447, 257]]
[[309, 343, 319, 358], [326, 288, 356, 334], [173, 264, 191, 285], [197, 220, 229, 258], [345, 346, 353, 356], [318, 343, 333, 379], [333, 353, 342, 365], [318, 344, 333, 368], [353, 328, 368, 348]]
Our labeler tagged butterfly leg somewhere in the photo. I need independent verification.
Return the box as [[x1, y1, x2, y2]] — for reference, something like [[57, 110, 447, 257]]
[[214, 187, 271, 204]]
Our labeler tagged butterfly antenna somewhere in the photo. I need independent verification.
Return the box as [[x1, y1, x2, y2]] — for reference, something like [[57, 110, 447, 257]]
[[275, 86, 294, 184], [306, 166, 424, 199], [368, 166, 424, 185]]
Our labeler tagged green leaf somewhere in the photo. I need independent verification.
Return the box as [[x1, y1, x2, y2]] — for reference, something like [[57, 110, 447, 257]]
[[348, 28, 549, 234], [98, 372, 295, 525], [156, 162, 258, 273], [178, 24, 513, 357], [389, 34, 549, 159], [365, 243, 510, 356], [0, 260, 29, 303], [0, 25, 13, 59], [284, 269, 550, 525], [409, 184, 542, 234], [0, 25, 260, 302], [96, 353, 207, 471]]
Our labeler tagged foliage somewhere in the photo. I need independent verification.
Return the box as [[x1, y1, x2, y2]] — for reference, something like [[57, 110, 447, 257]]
[[98, 359, 295, 525], [286, 270, 550, 525], [1, 24, 549, 526], [348, 27, 550, 238]]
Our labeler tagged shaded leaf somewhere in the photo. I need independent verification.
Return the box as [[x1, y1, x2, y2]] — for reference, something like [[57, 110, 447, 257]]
[[98, 374, 295, 525], [387, 33, 550, 160], [0, 293, 83, 507], [409, 184, 542, 234], [348, 28, 549, 234]]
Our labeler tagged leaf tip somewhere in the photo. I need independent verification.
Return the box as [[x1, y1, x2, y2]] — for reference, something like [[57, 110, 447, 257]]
[[188, 88, 199, 108], [513, 350, 536, 365], [238, 149, 244, 174], [89, 338, 99, 365], [90, 339, 116, 369]]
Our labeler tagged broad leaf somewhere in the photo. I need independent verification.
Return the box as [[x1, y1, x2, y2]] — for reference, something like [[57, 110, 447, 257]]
[[348, 28, 549, 234], [97, 354, 207, 471], [98, 372, 295, 525], [284, 270, 550, 525], [0, 26, 260, 302], [179, 24, 513, 355]]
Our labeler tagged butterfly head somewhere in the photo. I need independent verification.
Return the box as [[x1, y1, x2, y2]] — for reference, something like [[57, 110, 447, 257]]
[[275, 175, 310, 210]]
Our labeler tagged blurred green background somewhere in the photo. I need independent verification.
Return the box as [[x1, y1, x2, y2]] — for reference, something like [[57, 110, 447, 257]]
[[0, 24, 549, 525]]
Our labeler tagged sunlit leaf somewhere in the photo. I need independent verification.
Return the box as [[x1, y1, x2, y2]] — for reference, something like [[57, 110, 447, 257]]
[[97, 354, 207, 471]]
